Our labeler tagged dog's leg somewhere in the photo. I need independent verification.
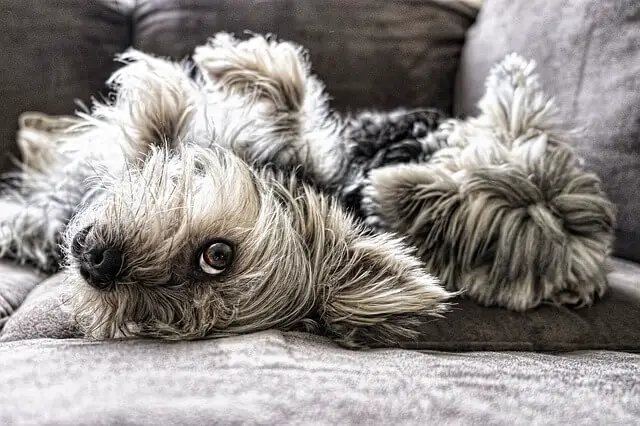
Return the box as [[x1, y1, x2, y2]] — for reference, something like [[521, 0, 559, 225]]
[[361, 55, 615, 311], [0, 113, 98, 272], [466, 54, 615, 308], [194, 32, 307, 112], [0, 148, 101, 273], [193, 33, 344, 188], [471, 53, 565, 148]]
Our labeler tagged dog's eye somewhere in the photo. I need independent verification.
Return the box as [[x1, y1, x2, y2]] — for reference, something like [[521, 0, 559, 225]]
[[198, 240, 234, 275]]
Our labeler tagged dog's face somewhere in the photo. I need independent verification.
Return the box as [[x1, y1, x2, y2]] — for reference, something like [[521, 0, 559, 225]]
[[63, 144, 315, 339]]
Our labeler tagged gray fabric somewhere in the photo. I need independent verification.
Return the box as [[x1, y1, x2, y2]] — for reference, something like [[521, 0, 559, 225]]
[[0, 334, 638, 424], [0, 261, 42, 330], [3, 258, 640, 352], [0, 0, 133, 173], [410, 257, 640, 351], [0, 275, 80, 341], [454, 0, 640, 263]]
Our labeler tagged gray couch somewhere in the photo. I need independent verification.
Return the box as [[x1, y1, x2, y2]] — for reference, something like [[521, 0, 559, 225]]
[[1, 1, 639, 424]]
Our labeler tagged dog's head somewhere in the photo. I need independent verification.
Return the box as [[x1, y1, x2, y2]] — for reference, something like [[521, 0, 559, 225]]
[[63, 144, 315, 339]]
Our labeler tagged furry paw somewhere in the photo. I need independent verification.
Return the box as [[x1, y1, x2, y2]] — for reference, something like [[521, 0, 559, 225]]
[[193, 32, 309, 112], [0, 200, 63, 273], [486, 53, 540, 94], [16, 112, 80, 172], [362, 141, 615, 312], [476, 53, 560, 142], [193, 33, 342, 187]]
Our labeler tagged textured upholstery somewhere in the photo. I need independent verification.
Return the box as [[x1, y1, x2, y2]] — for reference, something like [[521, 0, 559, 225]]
[[455, 0, 640, 262], [0, 261, 42, 331], [1, 336, 639, 424]]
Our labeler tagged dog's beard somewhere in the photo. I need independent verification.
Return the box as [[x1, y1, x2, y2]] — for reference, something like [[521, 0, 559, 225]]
[[64, 276, 235, 339]]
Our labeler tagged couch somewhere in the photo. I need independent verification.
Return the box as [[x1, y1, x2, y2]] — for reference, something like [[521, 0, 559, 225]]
[[1, 0, 639, 424]]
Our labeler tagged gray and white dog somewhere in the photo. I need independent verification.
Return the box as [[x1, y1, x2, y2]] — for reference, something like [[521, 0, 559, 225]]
[[0, 33, 614, 348]]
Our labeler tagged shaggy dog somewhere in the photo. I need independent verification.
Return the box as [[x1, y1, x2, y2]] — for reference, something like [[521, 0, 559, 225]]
[[0, 36, 453, 349], [0, 33, 614, 348]]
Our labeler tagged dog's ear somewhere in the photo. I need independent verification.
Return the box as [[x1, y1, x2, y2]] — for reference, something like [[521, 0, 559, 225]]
[[193, 33, 308, 112], [295, 184, 453, 349], [319, 230, 453, 349], [90, 49, 200, 157]]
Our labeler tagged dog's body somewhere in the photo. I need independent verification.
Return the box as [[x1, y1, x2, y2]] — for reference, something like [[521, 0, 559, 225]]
[[0, 34, 615, 348]]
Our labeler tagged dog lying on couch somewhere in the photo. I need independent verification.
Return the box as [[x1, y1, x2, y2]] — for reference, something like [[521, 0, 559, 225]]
[[0, 33, 615, 348]]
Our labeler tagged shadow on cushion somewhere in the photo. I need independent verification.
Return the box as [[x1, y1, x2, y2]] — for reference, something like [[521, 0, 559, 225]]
[[1, 258, 639, 351]]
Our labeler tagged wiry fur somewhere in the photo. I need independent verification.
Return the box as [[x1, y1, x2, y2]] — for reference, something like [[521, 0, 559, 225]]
[[0, 34, 453, 349]]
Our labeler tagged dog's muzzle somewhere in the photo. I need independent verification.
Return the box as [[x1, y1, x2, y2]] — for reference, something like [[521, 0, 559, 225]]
[[72, 227, 124, 291]]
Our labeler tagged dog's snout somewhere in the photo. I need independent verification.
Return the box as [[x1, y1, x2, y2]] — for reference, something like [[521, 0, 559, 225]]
[[78, 245, 124, 290], [71, 226, 92, 256]]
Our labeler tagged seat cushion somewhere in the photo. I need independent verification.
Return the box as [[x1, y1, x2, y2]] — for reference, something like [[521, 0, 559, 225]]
[[408, 258, 640, 351], [0, 335, 638, 424], [2, 258, 640, 352], [454, 0, 640, 263], [0, 261, 43, 331]]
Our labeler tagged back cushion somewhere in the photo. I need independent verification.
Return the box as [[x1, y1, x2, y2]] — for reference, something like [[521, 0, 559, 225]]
[[0, 0, 132, 173], [132, 0, 476, 113], [455, 0, 640, 262]]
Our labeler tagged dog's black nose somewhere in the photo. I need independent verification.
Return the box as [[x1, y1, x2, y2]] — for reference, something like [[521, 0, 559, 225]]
[[78, 246, 124, 290]]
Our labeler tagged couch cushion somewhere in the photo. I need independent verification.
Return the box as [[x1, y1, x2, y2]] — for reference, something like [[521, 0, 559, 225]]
[[2, 258, 640, 352], [132, 0, 476, 113], [0, 335, 638, 424], [0, 261, 43, 331], [454, 0, 640, 262], [0, 0, 133, 174], [409, 258, 640, 351]]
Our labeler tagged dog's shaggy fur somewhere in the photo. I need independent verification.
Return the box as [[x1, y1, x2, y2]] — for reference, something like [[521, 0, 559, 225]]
[[0, 35, 453, 349], [0, 33, 615, 348]]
